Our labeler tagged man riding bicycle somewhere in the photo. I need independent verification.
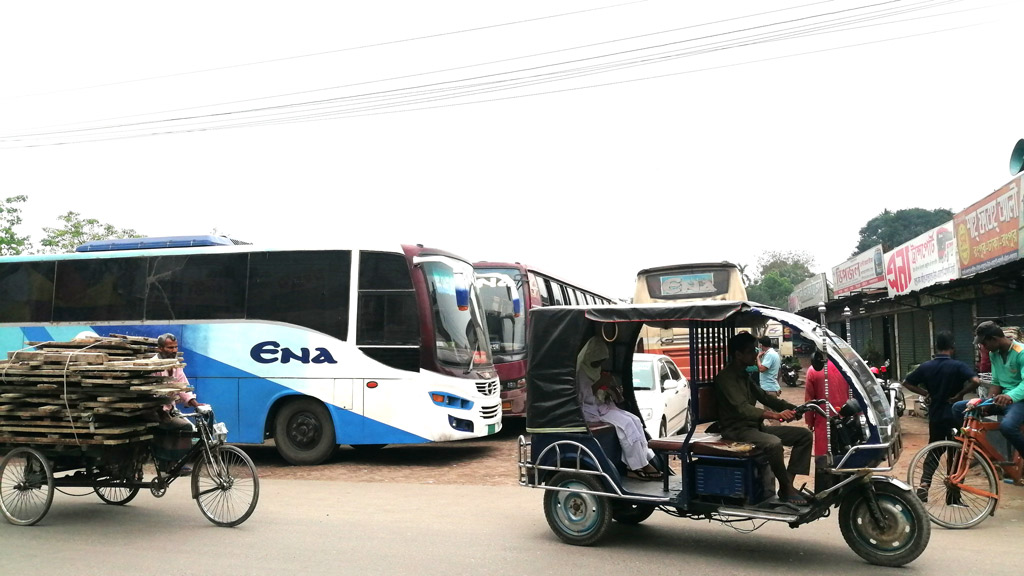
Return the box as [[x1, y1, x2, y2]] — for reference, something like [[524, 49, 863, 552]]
[[952, 321, 1024, 464]]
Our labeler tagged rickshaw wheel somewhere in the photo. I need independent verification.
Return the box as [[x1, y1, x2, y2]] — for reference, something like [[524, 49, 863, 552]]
[[0, 447, 55, 526], [612, 502, 656, 525], [839, 482, 930, 567], [543, 472, 612, 546], [96, 485, 140, 505], [192, 445, 260, 527]]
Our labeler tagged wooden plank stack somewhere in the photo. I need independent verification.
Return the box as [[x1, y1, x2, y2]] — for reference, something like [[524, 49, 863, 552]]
[[0, 335, 191, 448]]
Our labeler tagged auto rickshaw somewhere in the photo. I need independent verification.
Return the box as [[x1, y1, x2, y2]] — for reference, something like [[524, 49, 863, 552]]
[[517, 300, 929, 567]]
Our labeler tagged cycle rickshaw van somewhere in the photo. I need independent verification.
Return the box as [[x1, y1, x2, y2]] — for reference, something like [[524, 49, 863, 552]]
[[518, 300, 930, 567]]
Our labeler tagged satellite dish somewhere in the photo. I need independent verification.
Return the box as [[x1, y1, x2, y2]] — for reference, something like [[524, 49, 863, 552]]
[[1010, 138, 1024, 176]]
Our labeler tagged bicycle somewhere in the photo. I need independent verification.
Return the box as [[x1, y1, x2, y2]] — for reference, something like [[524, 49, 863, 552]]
[[906, 399, 1024, 529], [0, 405, 259, 527]]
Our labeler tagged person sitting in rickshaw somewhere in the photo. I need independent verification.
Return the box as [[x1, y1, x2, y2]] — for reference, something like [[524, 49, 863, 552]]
[[714, 332, 812, 504], [576, 336, 663, 481]]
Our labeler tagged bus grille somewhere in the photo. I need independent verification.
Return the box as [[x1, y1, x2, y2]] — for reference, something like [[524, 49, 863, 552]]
[[480, 403, 501, 419], [476, 380, 499, 396]]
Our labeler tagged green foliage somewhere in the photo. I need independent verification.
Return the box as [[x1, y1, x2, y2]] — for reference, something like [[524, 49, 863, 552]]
[[747, 271, 794, 308], [853, 207, 953, 255], [745, 250, 815, 308], [0, 196, 32, 256], [39, 211, 140, 254]]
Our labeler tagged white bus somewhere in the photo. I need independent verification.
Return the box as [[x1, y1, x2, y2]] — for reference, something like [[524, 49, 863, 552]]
[[633, 262, 747, 379], [0, 236, 502, 465]]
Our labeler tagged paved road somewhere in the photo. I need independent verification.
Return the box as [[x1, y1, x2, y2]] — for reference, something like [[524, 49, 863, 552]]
[[2, 478, 1022, 575]]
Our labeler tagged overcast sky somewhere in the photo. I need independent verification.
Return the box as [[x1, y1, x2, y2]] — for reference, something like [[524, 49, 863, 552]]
[[2, 0, 1022, 299]]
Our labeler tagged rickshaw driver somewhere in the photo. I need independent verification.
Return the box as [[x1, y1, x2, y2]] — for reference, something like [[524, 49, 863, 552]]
[[714, 332, 813, 504]]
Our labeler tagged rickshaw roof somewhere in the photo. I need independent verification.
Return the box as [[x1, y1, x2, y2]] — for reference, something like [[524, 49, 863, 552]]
[[524, 300, 823, 432]]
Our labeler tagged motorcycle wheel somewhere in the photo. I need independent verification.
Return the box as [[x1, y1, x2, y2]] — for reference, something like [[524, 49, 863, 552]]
[[839, 481, 930, 567]]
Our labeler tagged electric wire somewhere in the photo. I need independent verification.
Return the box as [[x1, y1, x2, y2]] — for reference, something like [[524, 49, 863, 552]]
[[17, 0, 847, 130], [0, 0, 981, 147], [0, 0, 962, 143], [0, 0, 945, 139], [0, 0, 656, 100]]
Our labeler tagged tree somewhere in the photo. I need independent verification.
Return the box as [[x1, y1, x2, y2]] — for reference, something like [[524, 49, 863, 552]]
[[0, 195, 32, 256], [745, 250, 815, 308], [852, 207, 953, 255], [39, 211, 141, 254]]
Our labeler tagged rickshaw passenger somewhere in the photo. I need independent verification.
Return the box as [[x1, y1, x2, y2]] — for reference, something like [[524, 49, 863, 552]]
[[714, 332, 812, 504], [577, 336, 663, 481]]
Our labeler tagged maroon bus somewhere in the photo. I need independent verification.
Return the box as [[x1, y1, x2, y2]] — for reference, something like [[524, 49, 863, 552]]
[[473, 262, 617, 418]]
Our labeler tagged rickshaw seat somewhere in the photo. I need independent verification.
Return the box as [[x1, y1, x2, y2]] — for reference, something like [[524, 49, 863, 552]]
[[649, 432, 761, 457]]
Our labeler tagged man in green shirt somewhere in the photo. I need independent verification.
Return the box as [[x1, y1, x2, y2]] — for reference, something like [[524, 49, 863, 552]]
[[714, 332, 812, 504], [953, 321, 1024, 462]]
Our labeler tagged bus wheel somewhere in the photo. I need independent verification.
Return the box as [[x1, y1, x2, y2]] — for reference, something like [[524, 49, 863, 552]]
[[274, 398, 336, 466]]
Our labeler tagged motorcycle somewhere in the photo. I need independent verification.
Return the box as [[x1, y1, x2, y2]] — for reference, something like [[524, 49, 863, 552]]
[[780, 356, 799, 387], [871, 360, 905, 417]]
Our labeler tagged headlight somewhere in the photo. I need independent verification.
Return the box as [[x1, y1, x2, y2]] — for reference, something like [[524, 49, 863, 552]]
[[213, 422, 229, 443]]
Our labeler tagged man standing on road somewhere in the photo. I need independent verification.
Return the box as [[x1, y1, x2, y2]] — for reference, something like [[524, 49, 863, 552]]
[[953, 322, 1024, 465], [756, 336, 781, 398], [902, 331, 979, 502]]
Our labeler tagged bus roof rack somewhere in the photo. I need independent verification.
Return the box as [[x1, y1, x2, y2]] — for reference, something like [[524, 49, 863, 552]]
[[75, 235, 239, 252]]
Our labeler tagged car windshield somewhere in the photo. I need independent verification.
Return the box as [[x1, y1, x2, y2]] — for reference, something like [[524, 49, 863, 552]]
[[420, 260, 493, 370], [632, 360, 654, 390]]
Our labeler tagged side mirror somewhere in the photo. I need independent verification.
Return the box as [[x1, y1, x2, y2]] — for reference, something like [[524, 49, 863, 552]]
[[663, 379, 678, 391], [838, 398, 860, 418]]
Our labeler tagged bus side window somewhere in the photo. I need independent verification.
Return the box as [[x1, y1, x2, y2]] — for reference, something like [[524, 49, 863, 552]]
[[146, 253, 246, 320], [54, 258, 146, 322], [248, 250, 352, 341], [536, 276, 551, 305], [546, 280, 564, 305], [0, 261, 55, 323], [357, 251, 418, 346]]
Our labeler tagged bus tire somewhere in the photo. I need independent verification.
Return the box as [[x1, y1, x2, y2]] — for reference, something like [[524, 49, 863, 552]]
[[274, 398, 337, 466]]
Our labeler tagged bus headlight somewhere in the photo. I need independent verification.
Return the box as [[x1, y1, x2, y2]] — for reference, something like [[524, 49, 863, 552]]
[[429, 392, 474, 410]]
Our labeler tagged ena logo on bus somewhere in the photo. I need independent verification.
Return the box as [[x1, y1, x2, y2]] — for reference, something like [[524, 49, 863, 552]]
[[250, 341, 338, 364]]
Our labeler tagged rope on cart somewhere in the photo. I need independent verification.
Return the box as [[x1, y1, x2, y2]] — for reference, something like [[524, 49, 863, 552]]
[[61, 339, 106, 447]]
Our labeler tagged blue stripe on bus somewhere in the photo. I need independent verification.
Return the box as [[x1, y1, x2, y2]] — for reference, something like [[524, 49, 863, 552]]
[[6, 325, 428, 446]]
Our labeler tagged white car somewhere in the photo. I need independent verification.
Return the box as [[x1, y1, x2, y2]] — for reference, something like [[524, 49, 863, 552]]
[[631, 353, 691, 438]]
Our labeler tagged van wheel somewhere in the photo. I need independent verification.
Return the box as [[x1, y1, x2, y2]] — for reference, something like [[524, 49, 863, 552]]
[[543, 472, 612, 546], [274, 398, 336, 465]]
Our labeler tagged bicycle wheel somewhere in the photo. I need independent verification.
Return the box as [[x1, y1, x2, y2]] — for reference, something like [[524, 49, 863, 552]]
[[191, 445, 259, 527], [0, 447, 55, 526], [907, 440, 998, 529], [96, 485, 140, 505]]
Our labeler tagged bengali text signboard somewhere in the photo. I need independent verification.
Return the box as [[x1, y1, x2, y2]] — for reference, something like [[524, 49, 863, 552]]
[[787, 273, 829, 313], [832, 245, 886, 296], [884, 220, 959, 297], [954, 174, 1021, 276]]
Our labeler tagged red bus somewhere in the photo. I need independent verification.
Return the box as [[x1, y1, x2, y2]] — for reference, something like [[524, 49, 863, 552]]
[[473, 262, 617, 418]]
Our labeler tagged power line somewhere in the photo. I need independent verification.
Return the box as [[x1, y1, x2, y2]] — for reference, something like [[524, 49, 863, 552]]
[[1, 0, 979, 147], [0, 0, 655, 101]]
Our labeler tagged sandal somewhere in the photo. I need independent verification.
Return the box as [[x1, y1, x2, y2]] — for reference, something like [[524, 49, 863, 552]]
[[778, 489, 809, 505], [627, 468, 663, 481]]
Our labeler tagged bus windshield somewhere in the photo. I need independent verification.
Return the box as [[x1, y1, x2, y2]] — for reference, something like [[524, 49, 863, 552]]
[[420, 260, 492, 370], [474, 267, 527, 361]]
